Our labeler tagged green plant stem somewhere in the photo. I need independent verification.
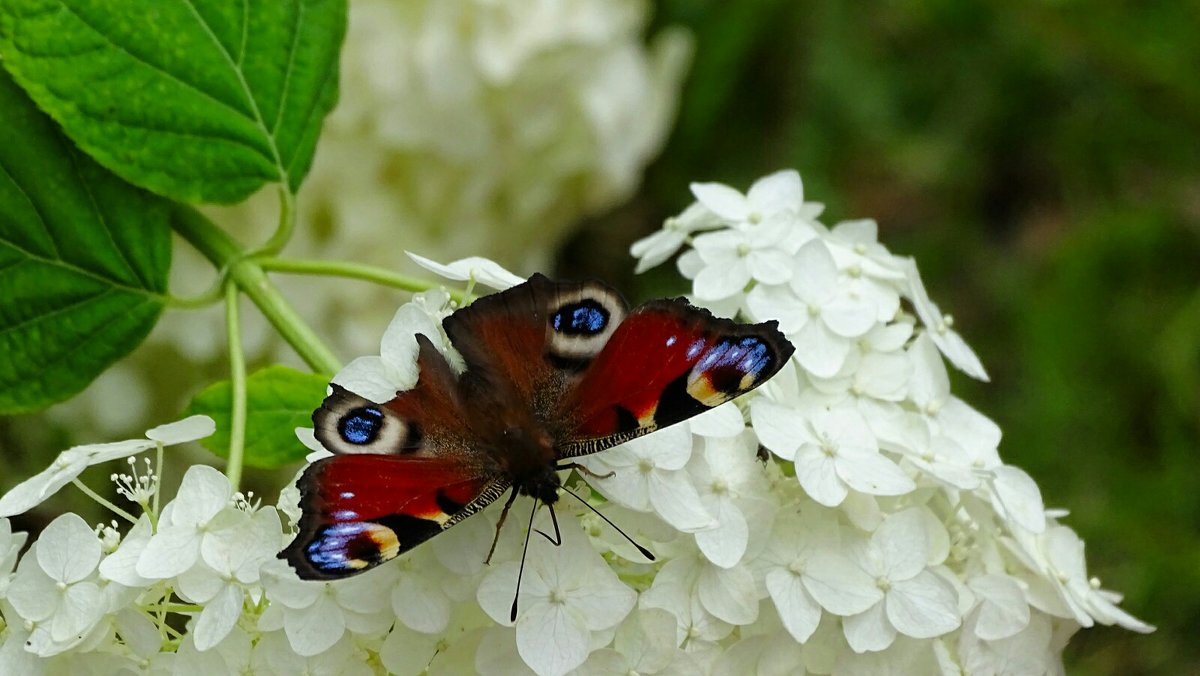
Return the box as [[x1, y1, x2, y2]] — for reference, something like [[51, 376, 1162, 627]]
[[72, 478, 137, 524], [224, 282, 248, 491], [170, 205, 341, 375], [258, 256, 468, 305], [252, 188, 297, 257]]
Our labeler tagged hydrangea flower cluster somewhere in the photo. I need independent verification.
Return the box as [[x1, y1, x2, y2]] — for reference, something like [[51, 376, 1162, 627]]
[[0, 170, 1150, 675]]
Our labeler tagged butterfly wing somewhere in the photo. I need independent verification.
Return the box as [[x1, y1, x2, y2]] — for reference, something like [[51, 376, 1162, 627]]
[[557, 299, 794, 456], [281, 455, 509, 579], [441, 273, 629, 404], [284, 336, 506, 579]]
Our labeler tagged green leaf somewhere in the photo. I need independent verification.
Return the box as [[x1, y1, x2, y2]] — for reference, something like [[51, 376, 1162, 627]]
[[186, 365, 328, 469], [0, 69, 170, 414], [0, 0, 346, 204]]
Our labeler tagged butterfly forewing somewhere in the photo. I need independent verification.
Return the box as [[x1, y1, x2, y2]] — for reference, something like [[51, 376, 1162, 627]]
[[282, 454, 506, 579], [556, 300, 794, 457]]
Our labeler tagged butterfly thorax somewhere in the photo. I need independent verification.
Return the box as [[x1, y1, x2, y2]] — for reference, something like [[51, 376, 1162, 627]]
[[492, 424, 561, 505]]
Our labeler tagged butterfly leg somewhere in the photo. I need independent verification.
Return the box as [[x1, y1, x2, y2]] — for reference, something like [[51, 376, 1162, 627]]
[[557, 461, 615, 480], [533, 503, 562, 546], [484, 488, 520, 565]]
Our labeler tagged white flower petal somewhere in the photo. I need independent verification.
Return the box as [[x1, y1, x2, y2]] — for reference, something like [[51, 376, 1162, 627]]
[[991, 465, 1046, 533], [887, 571, 961, 638], [804, 553, 884, 616], [193, 584, 243, 651], [821, 296, 878, 338], [790, 239, 838, 304], [689, 403, 745, 438], [794, 446, 848, 507], [99, 516, 153, 587], [517, 603, 591, 676], [36, 513, 100, 584], [689, 182, 749, 222], [170, 465, 233, 527], [145, 415, 216, 443], [136, 526, 201, 579], [392, 573, 451, 634], [836, 446, 915, 498], [746, 169, 802, 216], [331, 356, 399, 402], [792, 320, 850, 378], [647, 471, 716, 532], [284, 593, 345, 657], [843, 601, 896, 653], [969, 575, 1031, 641], [765, 568, 822, 642], [692, 258, 751, 301], [698, 563, 758, 625], [51, 582, 103, 642], [872, 509, 929, 582], [695, 500, 748, 568], [407, 252, 524, 290]]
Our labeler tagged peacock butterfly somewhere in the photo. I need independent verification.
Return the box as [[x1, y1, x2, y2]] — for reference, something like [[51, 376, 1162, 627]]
[[280, 273, 794, 580]]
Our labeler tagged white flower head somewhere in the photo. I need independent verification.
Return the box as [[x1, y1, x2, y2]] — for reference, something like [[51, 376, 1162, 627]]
[[0, 415, 215, 517]]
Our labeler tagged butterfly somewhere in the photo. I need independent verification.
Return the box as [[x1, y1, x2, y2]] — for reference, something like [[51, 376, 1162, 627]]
[[280, 273, 794, 581]]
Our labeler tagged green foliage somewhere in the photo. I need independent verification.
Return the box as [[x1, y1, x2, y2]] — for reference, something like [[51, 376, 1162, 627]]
[[0, 0, 346, 204], [0, 69, 170, 414], [185, 366, 328, 469]]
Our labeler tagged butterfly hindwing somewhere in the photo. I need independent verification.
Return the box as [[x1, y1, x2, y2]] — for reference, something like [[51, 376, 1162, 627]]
[[282, 454, 508, 579]]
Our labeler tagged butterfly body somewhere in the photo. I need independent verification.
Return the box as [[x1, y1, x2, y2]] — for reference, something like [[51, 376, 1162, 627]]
[[282, 274, 793, 580]]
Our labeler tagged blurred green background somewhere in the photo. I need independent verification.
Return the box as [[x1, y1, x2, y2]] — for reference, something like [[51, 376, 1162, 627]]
[[564, 1, 1199, 673]]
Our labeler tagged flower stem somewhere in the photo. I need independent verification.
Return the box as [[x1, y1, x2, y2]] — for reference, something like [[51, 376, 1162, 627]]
[[257, 256, 468, 305], [72, 479, 137, 524], [225, 282, 248, 491], [170, 205, 341, 375]]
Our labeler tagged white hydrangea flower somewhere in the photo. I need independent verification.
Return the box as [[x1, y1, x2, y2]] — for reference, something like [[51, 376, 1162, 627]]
[[5, 514, 106, 656], [0, 416, 214, 517], [578, 425, 714, 532], [135, 465, 239, 580], [839, 509, 961, 652], [176, 507, 281, 650], [258, 560, 393, 658], [630, 202, 725, 274], [747, 239, 880, 377], [478, 512, 636, 676], [753, 403, 914, 507], [752, 508, 880, 643]]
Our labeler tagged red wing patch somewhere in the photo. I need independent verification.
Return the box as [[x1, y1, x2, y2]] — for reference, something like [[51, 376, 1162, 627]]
[[558, 300, 794, 451], [281, 454, 503, 579]]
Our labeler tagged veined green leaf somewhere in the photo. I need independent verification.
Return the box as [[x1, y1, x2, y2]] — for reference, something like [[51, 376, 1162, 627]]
[[0, 70, 171, 414], [0, 0, 346, 204]]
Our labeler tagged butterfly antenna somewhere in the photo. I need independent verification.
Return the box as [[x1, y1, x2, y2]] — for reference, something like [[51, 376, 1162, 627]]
[[533, 502, 563, 545], [510, 497, 540, 622], [560, 485, 655, 561], [485, 488, 519, 565]]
